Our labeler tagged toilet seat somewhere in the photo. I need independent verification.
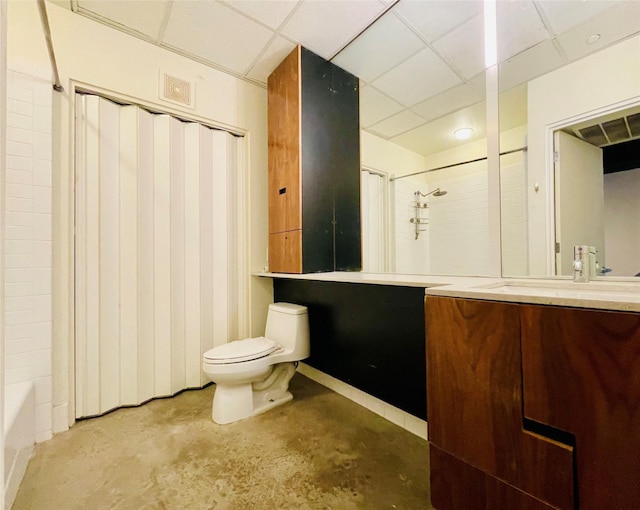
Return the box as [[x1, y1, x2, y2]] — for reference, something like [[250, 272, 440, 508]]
[[203, 337, 281, 364]]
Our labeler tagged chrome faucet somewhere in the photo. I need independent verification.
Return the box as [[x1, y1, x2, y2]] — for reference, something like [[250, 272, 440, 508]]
[[573, 245, 597, 282]]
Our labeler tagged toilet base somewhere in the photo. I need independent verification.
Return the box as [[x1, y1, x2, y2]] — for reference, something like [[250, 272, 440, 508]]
[[211, 362, 297, 424]]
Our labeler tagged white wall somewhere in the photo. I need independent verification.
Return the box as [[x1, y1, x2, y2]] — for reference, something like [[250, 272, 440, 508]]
[[1, 0, 8, 503], [4, 62, 53, 443], [7, 1, 270, 433], [527, 34, 640, 276], [361, 131, 426, 178], [604, 168, 640, 277]]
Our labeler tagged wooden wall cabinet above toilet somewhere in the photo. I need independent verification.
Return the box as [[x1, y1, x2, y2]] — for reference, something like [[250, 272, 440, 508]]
[[267, 46, 361, 274]]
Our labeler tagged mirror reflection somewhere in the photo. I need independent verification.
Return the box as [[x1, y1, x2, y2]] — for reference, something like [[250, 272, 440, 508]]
[[340, 0, 640, 277]]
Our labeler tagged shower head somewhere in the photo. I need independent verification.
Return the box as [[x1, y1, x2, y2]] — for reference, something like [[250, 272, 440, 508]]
[[418, 188, 448, 198]]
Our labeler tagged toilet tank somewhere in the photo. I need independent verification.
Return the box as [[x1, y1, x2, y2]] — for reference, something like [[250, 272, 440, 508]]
[[265, 303, 310, 359]]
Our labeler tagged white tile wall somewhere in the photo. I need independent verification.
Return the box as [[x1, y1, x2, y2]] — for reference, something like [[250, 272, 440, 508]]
[[5, 65, 53, 443], [429, 170, 490, 275]]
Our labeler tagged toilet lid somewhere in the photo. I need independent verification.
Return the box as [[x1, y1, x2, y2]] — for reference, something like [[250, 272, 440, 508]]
[[203, 337, 281, 364]]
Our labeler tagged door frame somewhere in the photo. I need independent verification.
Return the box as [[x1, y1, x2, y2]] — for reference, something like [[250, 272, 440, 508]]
[[543, 96, 640, 276]]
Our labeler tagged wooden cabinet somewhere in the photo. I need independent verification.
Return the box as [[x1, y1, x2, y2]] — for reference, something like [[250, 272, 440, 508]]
[[267, 46, 361, 273], [425, 297, 574, 510], [521, 305, 640, 510], [426, 296, 640, 510]]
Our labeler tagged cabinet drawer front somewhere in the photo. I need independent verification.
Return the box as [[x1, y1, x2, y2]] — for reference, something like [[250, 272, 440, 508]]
[[269, 230, 302, 273]]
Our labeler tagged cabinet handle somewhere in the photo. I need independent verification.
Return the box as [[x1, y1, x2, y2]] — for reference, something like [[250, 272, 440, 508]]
[[279, 187, 287, 195]]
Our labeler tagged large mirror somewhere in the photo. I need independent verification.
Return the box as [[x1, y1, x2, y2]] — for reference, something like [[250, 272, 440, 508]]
[[497, 0, 640, 278], [334, 0, 640, 278], [333, 0, 491, 276]]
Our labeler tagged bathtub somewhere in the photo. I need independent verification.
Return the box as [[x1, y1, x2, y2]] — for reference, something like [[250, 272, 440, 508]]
[[4, 382, 35, 509]]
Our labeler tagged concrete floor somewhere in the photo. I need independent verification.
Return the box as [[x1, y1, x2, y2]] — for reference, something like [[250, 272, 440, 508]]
[[14, 374, 432, 509]]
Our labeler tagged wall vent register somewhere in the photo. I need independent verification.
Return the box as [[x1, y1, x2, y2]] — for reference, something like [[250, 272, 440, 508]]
[[160, 72, 194, 108]]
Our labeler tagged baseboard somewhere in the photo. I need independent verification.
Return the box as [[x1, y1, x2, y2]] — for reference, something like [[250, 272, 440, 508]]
[[4, 444, 34, 509], [53, 403, 69, 434], [297, 363, 428, 441]]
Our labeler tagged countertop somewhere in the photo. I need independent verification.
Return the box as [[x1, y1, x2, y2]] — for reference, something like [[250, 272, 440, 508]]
[[255, 272, 640, 312]]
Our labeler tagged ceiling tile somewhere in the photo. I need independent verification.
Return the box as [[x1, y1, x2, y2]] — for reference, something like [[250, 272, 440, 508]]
[[246, 36, 297, 83], [390, 102, 487, 157], [76, 0, 169, 40], [220, 0, 299, 30], [536, 0, 621, 35], [372, 48, 462, 107], [393, 0, 482, 43], [332, 12, 425, 83], [496, 0, 551, 62], [498, 39, 565, 92], [360, 85, 404, 127], [163, 1, 274, 74], [368, 109, 427, 138], [411, 84, 483, 122], [432, 14, 485, 79], [467, 72, 486, 97], [280, 0, 386, 59], [555, 1, 640, 63]]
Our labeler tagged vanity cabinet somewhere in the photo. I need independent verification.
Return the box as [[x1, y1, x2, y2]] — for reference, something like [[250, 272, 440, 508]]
[[521, 305, 640, 510], [426, 296, 640, 510], [267, 46, 361, 273], [426, 297, 574, 510]]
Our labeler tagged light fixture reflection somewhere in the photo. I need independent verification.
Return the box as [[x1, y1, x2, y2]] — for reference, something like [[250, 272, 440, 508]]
[[454, 127, 473, 140]]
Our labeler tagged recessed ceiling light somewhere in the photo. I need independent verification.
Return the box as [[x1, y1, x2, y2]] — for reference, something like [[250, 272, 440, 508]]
[[586, 34, 601, 45], [454, 127, 473, 140]]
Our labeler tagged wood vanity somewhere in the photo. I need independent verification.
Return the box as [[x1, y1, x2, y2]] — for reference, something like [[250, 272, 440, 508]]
[[426, 296, 640, 510]]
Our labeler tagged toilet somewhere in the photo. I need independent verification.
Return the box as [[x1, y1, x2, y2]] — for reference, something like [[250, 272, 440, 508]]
[[202, 302, 310, 424]]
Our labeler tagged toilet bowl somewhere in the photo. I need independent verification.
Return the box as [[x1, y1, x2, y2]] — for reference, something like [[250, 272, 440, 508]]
[[202, 302, 310, 424]]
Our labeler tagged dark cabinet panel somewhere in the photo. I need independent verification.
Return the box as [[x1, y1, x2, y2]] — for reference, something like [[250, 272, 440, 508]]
[[274, 279, 426, 418], [329, 58, 361, 271]]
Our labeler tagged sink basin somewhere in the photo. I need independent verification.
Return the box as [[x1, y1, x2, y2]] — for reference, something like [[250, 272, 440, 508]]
[[473, 279, 640, 303]]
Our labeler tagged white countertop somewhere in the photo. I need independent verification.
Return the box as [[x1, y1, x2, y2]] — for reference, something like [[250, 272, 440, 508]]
[[255, 272, 640, 312], [254, 271, 489, 288]]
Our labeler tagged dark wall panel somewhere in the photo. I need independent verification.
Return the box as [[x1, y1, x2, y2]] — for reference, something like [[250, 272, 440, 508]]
[[274, 279, 426, 419]]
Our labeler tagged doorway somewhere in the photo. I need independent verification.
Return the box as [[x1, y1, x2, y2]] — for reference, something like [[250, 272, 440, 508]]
[[74, 93, 240, 418]]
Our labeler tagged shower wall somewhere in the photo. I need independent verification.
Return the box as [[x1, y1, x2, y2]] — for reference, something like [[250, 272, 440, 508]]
[[393, 153, 528, 276], [428, 168, 490, 276], [4, 62, 53, 443]]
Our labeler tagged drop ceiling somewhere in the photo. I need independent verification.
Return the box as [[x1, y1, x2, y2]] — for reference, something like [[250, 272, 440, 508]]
[[51, 0, 640, 157]]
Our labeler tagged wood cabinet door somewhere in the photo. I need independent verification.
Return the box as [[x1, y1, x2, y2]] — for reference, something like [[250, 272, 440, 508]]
[[521, 305, 640, 510], [426, 297, 574, 510], [268, 47, 301, 235], [430, 445, 559, 510], [268, 230, 302, 273]]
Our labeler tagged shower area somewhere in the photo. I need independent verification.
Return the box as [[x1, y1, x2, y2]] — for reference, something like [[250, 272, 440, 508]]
[[387, 147, 528, 276]]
